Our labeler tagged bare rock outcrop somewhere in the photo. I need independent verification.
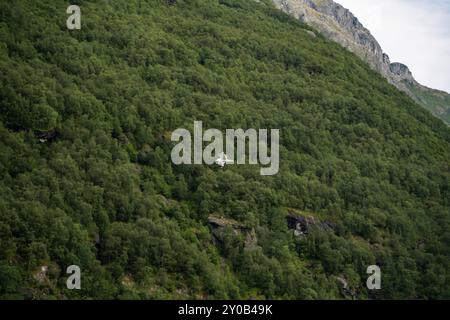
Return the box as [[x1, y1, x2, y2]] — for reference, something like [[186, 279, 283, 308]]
[[390, 62, 415, 84], [286, 210, 335, 236], [336, 276, 359, 300], [272, 0, 389, 77], [208, 215, 257, 249]]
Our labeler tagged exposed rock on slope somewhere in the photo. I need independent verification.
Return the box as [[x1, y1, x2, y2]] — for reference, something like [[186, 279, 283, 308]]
[[286, 210, 335, 236], [208, 215, 258, 248], [271, 0, 450, 126], [336, 276, 358, 300]]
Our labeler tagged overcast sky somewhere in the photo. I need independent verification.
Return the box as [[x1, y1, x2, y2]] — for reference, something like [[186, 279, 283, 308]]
[[337, 0, 450, 93]]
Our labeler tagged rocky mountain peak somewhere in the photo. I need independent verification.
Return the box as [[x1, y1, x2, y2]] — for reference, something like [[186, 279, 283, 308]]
[[390, 62, 415, 84]]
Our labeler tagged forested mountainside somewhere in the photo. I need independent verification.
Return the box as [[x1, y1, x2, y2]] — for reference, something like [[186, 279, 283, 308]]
[[272, 0, 450, 126], [1, 0, 450, 299]]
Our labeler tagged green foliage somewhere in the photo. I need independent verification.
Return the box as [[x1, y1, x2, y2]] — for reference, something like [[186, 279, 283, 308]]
[[0, 0, 449, 299]]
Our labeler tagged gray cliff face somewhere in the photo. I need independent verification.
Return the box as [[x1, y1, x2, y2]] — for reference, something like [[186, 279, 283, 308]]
[[271, 0, 411, 84], [270, 0, 450, 126]]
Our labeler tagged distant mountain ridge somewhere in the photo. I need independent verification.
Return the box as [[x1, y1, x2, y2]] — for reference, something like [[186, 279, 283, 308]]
[[271, 0, 450, 126]]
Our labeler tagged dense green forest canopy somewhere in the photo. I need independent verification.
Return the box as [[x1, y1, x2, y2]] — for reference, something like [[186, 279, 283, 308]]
[[0, 0, 449, 299]]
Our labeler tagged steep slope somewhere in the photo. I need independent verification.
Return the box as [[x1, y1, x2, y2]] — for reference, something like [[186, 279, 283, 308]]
[[271, 0, 450, 126], [0, 0, 450, 300]]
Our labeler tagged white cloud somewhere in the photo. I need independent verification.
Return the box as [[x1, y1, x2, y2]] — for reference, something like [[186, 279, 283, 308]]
[[336, 0, 450, 93]]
